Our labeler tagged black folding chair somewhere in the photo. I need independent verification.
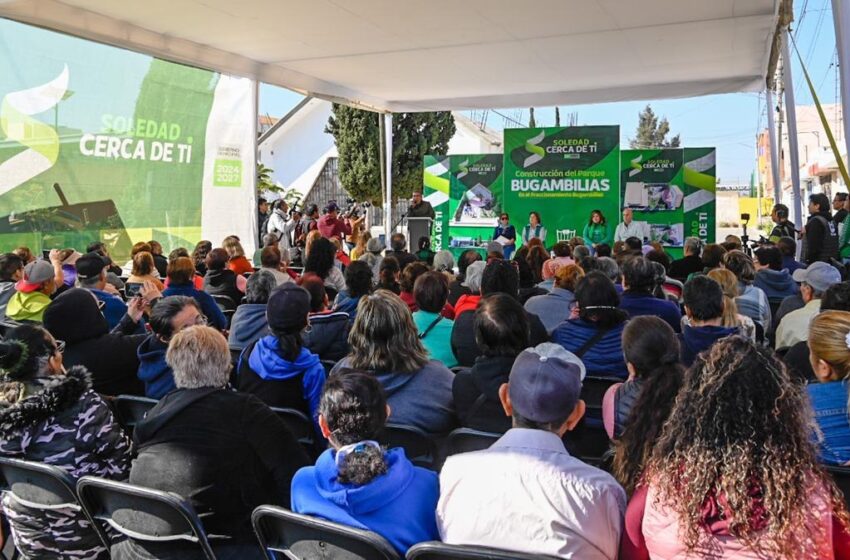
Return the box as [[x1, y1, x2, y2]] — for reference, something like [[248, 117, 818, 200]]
[[444, 428, 500, 458], [449, 367, 470, 375], [579, 375, 622, 425], [0, 457, 110, 553], [563, 420, 611, 467], [114, 395, 158, 434], [826, 464, 850, 510], [407, 541, 562, 559], [378, 424, 437, 470], [211, 294, 237, 312], [252, 505, 399, 560], [77, 476, 217, 560], [271, 407, 321, 457]]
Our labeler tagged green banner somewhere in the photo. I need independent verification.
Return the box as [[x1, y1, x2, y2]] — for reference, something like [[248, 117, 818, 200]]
[[620, 149, 686, 248], [502, 126, 620, 247], [422, 154, 504, 253], [0, 19, 255, 261], [683, 147, 717, 246]]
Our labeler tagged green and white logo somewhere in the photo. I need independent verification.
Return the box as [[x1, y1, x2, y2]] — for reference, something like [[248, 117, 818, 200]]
[[0, 64, 68, 195], [629, 153, 643, 177], [523, 130, 546, 168]]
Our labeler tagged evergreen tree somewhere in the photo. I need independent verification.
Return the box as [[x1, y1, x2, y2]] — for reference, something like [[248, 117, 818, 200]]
[[630, 104, 681, 148], [528, 107, 536, 128], [326, 106, 455, 203]]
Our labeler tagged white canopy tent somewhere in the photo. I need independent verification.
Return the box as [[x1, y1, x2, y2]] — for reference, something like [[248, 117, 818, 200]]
[[0, 0, 788, 234]]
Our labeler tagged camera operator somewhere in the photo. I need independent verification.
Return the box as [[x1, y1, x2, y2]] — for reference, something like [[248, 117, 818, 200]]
[[768, 204, 797, 244], [802, 193, 840, 266], [408, 190, 435, 220], [266, 199, 297, 251], [340, 199, 368, 251], [317, 201, 356, 241]]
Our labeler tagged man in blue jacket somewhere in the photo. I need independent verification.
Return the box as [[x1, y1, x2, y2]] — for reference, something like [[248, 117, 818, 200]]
[[680, 275, 739, 366], [75, 252, 128, 330], [753, 245, 800, 302]]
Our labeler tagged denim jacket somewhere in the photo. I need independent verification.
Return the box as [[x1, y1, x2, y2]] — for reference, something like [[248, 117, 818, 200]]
[[808, 381, 850, 465]]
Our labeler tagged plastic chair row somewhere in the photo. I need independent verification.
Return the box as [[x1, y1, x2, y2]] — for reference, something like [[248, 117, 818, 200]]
[[0, 456, 559, 559]]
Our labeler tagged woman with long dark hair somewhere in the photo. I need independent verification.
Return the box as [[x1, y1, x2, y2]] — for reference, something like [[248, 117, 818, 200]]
[[377, 256, 401, 295], [304, 236, 346, 294], [551, 271, 629, 377], [621, 336, 850, 558], [603, 316, 683, 495], [291, 372, 439, 555], [583, 209, 611, 250]]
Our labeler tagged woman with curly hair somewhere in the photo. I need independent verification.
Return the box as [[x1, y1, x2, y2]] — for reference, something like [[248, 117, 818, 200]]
[[291, 372, 439, 555], [603, 316, 683, 495], [621, 335, 850, 558], [330, 290, 454, 436], [304, 236, 345, 295]]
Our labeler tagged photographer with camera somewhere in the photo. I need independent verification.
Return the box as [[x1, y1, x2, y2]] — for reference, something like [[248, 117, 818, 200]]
[[266, 199, 298, 252], [768, 204, 797, 244]]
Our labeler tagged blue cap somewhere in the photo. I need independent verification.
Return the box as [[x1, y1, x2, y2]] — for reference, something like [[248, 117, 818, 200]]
[[509, 343, 585, 424]]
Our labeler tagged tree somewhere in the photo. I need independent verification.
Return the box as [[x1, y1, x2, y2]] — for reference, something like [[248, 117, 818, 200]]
[[256, 162, 282, 197], [630, 104, 681, 149], [555, 106, 560, 127], [326, 106, 455, 203], [528, 107, 536, 128]]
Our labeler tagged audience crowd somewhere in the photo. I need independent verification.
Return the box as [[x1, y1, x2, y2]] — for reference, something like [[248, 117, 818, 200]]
[[4, 198, 850, 560]]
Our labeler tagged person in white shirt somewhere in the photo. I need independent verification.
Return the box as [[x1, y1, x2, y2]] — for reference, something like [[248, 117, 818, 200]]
[[437, 343, 626, 559], [614, 208, 649, 243], [775, 261, 842, 350]]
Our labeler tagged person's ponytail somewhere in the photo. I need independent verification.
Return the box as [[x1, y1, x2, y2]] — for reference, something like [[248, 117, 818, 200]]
[[338, 443, 388, 485], [0, 340, 28, 380], [0, 324, 54, 381]]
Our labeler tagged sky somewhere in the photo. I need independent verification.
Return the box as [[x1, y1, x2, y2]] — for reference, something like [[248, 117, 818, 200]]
[[259, 0, 839, 185]]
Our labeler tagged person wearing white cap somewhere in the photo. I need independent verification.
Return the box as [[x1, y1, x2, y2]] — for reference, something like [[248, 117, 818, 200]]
[[437, 342, 626, 559], [775, 261, 843, 350], [6, 260, 59, 323]]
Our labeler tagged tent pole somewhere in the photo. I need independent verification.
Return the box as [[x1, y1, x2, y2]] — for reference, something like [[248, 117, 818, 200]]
[[251, 79, 260, 254], [782, 29, 804, 232], [766, 88, 782, 203], [384, 113, 393, 240], [833, 0, 850, 169]]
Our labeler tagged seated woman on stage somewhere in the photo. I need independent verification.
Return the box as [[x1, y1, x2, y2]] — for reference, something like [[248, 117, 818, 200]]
[[520, 211, 547, 246], [583, 209, 612, 252], [492, 213, 517, 259]]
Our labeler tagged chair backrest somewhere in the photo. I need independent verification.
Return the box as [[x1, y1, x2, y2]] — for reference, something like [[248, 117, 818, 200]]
[[114, 395, 158, 434], [826, 465, 850, 510], [270, 407, 319, 457], [252, 505, 399, 560], [556, 229, 576, 242], [0, 457, 111, 550], [444, 428, 500, 458], [562, 420, 611, 466], [211, 294, 237, 311], [407, 541, 560, 560], [378, 424, 436, 470], [580, 376, 622, 422], [76, 476, 217, 559]]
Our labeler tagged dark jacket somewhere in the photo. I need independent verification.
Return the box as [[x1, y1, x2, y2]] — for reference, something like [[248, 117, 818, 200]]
[[137, 335, 175, 399], [153, 253, 168, 278], [237, 337, 326, 423], [452, 356, 515, 434], [551, 318, 629, 378], [754, 268, 799, 301], [203, 269, 243, 307], [43, 288, 146, 396], [163, 283, 228, 330], [386, 250, 418, 272], [447, 279, 471, 306], [451, 306, 548, 367], [619, 291, 682, 332], [679, 324, 739, 366], [612, 379, 643, 439], [803, 211, 840, 265], [302, 311, 350, 362], [668, 254, 703, 282], [332, 292, 361, 319], [128, 387, 310, 557], [227, 303, 269, 352], [781, 340, 815, 383], [0, 367, 131, 560]]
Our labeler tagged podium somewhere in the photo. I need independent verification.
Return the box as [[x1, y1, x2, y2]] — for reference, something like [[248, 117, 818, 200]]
[[404, 217, 433, 251]]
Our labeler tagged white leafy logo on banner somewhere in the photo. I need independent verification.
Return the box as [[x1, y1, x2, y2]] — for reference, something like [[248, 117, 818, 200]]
[[523, 131, 546, 168], [0, 65, 69, 196]]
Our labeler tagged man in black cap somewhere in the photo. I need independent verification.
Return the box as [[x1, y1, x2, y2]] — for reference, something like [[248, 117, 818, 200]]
[[76, 252, 128, 329], [437, 342, 626, 558]]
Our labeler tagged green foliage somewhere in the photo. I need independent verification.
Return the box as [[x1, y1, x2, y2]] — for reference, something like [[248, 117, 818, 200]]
[[630, 104, 681, 149], [256, 162, 282, 196], [326, 105, 455, 203]]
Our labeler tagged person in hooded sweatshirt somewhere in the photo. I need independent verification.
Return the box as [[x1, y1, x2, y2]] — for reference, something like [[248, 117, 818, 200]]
[[42, 288, 148, 396], [330, 290, 456, 436], [236, 284, 326, 427], [679, 275, 739, 367], [753, 245, 799, 302], [299, 274, 350, 363], [0, 253, 23, 319], [137, 296, 205, 399], [453, 294, 529, 433], [291, 372, 439, 555], [115, 326, 309, 560], [227, 270, 274, 353]]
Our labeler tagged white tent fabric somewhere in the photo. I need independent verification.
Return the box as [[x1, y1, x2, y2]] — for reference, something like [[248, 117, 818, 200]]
[[1, 0, 780, 112]]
